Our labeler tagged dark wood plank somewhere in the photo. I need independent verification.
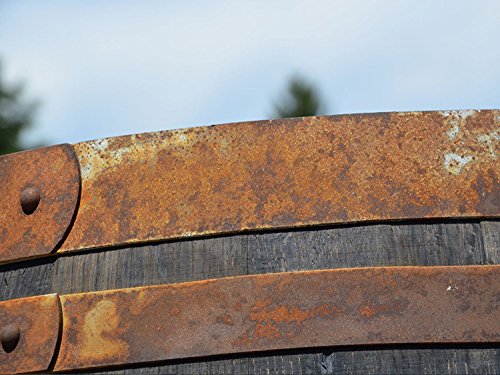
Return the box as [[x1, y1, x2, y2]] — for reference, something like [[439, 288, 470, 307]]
[[247, 222, 486, 274], [246, 353, 323, 375], [0, 258, 55, 302], [320, 348, 500, 375], [482, 221, 500, 264], [56, 348, 500, 375], [55, 353, 325, 375]]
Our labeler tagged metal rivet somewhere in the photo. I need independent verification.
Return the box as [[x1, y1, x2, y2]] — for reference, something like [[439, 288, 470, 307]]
[[1, 323, 20, 353], [20, 187, 40, 215]]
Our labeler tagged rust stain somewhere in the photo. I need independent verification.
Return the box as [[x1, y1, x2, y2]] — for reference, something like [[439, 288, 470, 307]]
[[0, 294, 61, 374], [80, 300, 129, 361], [56, 294, 130, 368], [244, 302, 337, 343], [58, 110, 499, 254], [0, 145, 80, 264], [359, 305, 376, 318], [54, 265, 500, 372]]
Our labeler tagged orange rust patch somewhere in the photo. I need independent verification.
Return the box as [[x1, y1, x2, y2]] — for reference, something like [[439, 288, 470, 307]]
[[250, 304, 324, 325], [359, 305, 375, 318], [217, 313, 235, 326], [55, 110, 499, 254], [255, 321, 281, 340]]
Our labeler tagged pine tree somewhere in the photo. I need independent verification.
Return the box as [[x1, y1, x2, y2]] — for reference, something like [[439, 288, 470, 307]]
[[273, 75, 325, 118], [0, 62, 38, 155]]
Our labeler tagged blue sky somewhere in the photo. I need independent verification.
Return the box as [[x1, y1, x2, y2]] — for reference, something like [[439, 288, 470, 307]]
[[0, 1, 499, 146]]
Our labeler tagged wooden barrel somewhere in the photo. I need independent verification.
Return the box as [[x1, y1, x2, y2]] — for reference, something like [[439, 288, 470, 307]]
[[1, 110, 499, 374]]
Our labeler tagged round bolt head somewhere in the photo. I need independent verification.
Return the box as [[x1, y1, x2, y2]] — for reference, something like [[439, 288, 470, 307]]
[[1, 323, 20, 353], [20, 187, 41, 215]]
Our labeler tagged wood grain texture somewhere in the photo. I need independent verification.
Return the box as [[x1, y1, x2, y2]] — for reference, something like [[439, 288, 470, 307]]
[[247, 221, 486, 273], [0, 221, 498, 374], [52, 348, 500, 375], [483, 221, 500, 264], [320, 348, 500, 375]]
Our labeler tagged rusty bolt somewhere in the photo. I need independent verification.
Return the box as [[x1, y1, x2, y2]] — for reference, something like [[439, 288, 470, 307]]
[[20, 187, 40, 215], [1, 323, 20, 353]]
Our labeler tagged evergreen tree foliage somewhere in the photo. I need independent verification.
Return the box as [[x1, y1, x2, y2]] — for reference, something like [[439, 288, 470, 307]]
[[0, 62, 37, 155], [273, 75, 325, 118]]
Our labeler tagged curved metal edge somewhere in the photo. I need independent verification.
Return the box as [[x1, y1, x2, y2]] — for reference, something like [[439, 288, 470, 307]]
[[0, 294, 61, 374], [59, 109, 499, 254], [0, 144, 81, 265], [0, 110, 498, 263], [54, 265, 500, 372]]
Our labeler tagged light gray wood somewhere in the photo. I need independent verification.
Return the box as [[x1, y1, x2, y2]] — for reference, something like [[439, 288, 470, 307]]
[[482, 221, 500, 264]]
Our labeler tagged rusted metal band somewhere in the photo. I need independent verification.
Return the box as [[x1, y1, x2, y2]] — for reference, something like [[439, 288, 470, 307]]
[[59, 109, 499, 253], [52, 265, 499, 372], [1, 111, 499, 264], [0, 144, 80, 264], [1, 266, 498, 373], [0, 294, 61, 374]]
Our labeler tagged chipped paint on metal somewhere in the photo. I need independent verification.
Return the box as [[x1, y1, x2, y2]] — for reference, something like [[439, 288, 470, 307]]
[[443, 110, 476, 140], [54, 265, 500, 372], [57, 110, 499, 253], [440, 110, 499, 175], [477, 129, 499, 160], [0, 294, 61, 375], [76, 128, 214, 182], [444, 153, 473, 175], [447, 122, 460, 140]]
